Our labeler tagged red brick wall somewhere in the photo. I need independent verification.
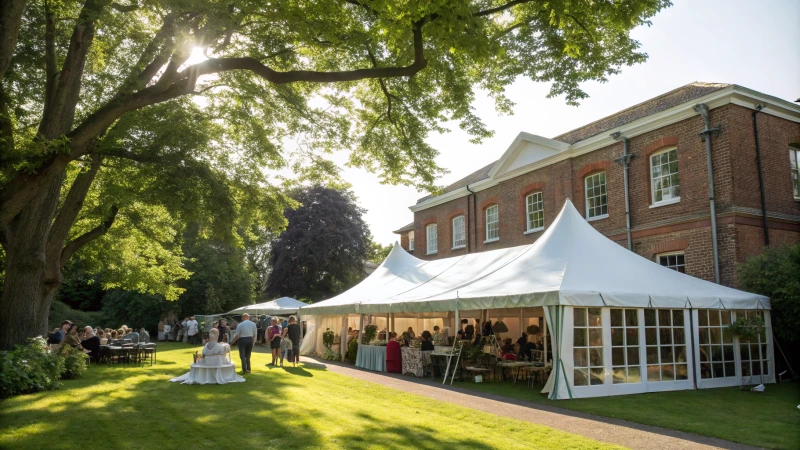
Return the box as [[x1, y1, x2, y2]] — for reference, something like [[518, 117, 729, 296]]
[[409, 104, 800, 287]]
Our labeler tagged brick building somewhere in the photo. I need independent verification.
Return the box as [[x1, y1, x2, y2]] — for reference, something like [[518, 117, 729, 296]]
[[393, 83, 800, 288]]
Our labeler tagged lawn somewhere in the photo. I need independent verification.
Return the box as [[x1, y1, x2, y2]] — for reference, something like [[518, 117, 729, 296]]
[[0, 343, 619, 450], [453, 373, 800, 449]]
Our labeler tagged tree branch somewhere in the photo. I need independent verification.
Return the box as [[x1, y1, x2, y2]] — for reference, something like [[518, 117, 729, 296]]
[[60, 204, 118, 267], [110, 1, 138, 13], [0, 0, 27, 82], [475, 0, 536, 17], [47, 153, 102, 259], [366, 47, 393, 123]]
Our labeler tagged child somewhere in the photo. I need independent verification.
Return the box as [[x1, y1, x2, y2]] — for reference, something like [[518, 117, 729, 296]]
[[280, 334, 293, 367]]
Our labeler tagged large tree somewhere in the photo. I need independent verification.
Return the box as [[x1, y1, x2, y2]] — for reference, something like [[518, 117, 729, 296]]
[[266, 186, 371, 300], [0, 0, 670, 348]]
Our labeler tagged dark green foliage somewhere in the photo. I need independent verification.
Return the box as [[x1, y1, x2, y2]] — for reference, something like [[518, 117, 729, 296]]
[[58, 345, 89, 380], [347, 337, 359, 362], [55, 258, 106, 312], [0, 337, 64, 399], [177, 224, 255, 316], [738, 243, 800, 346], [724, 315, 765, 342], [266, 186, 372, 301], [362, 324, 378, 344], [322, 329, 335, 349], [367, 241, 392, 264], [48, 301, 106, 332], [101, 290, 171, 335]]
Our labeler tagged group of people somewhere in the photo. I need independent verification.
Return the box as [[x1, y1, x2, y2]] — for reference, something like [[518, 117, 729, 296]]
[[157, 317, 200, 344], [47, 320, 151, 362], [223, 313, 303, 374]]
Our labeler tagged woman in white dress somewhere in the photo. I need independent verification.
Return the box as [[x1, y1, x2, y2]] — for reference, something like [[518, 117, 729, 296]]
[[170, 329, 245, 385]]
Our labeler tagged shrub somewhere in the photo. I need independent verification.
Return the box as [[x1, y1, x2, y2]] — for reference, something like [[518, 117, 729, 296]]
[[738, 243, 800, 346], [321, 347, 339, 361], [346, 337, 359, 361], [362, 324, 378, 344], [322, 329, 334, 349], [59, 345, 89, 379], [0, 337, 64, 399]]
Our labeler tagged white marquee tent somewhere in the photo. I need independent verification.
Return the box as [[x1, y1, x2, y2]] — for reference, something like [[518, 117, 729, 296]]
[[226, 297, 307, 317], [299, 199, 774, 398]]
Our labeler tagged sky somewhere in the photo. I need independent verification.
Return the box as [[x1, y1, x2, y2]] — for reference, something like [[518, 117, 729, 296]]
[[331, 0, 800, 245]]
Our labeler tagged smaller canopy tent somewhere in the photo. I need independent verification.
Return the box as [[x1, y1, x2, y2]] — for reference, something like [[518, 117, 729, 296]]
[[300, 199, 769, 315], [226, 297, 307, 317]]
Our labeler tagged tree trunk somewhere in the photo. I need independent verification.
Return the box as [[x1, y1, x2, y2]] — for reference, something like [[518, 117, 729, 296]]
[[0, 174, 63, 349]]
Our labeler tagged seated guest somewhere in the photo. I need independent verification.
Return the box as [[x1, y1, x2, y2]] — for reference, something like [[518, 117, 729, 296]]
[[500, 338, 517, 360], [456, 330, 465, 340], [62, 324, 82, 348], [420, 331, 434, 351], [139, 327, 150, 344], [109, 330, 118, 341], [127, 328, 140, 344], [97, 329, 107, 345], [81, 326, 101, 361], [48, 320, 73, 345], [117, 328, 126, 341], [386, 332, 401, 373]]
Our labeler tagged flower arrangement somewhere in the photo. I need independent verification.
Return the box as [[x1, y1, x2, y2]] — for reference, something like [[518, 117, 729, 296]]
[[526, 325, 541, 335], [322, 329, 334, 349], [321, 347, 339, 361]]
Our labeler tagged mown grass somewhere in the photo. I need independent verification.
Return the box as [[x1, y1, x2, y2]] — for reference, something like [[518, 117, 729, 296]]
[[0, 343, 620, 450], [453, 373, 800, 449]]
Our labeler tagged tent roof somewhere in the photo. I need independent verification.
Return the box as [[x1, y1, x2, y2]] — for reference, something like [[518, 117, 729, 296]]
[[300, 200, 769, 316], [226, 297, 307, 316]]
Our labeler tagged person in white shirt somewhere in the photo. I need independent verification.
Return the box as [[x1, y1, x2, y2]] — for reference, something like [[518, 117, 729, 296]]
[[163, 322, 172, 341], [230, 313, 257, 374], [186, 316, 199, 344], [182, 317, 189, 343]]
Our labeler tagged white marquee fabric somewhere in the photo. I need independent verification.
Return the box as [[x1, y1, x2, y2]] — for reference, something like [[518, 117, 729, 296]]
[[226, 297, 307, 316], [301, 199, 769, 316]]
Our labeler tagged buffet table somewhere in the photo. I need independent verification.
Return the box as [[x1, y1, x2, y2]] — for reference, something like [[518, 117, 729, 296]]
[[401, 347, 433, 377], [355, 345, 386, 372]]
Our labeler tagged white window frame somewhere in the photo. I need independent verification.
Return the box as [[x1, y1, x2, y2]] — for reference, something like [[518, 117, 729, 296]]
[[649, 147, 681, 207], [655, 251, 686, 273], [426, 224, 438, 255], [696, 309, 736, 380], [790, 147, 800, 200], [584, 172, 608, 221], [452, 215, 466, 249], [484, 205, 499, 243], [644, 309, 690, 383], [408, 231, 414, 251], [610, 308, 642, 385], [525, 192, 544, 233]]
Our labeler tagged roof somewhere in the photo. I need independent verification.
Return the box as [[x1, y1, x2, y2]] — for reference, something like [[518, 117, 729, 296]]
[[392, 222, 415, 234], [552, 82, 731, 144], [415, 82, 731, 204], [301, 199, 768, 316]]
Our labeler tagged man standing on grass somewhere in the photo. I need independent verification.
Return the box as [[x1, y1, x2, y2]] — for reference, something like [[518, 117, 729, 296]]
[[186, 316, 199, 344], [230, 313, 257, 374]]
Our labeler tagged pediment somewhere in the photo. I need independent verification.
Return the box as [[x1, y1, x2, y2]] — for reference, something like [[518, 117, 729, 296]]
[[489, 132, 571, 180]]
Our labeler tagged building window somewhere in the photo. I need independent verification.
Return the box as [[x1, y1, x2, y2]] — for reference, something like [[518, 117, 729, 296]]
[[485, 205, 499, 242], [573, 307, 603, 386], [585, 172, 608, 220], [645, 309, 688, 382], [657, 252, 685, 273], [735, 310, 769, 379], [697, 310, 735, 379], [525, 192, 544, 232], [650, 148, 680, 204], [790, 147, 800, 199], [611, 308, 641, 384], [426, 224, 437, 255], [408, 231, 414, 251], [452, 216, 466, 249]]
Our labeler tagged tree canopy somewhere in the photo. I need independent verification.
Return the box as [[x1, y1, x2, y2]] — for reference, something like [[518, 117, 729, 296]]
[[266, 186, 372, 301], [0, 0, 670, 348]]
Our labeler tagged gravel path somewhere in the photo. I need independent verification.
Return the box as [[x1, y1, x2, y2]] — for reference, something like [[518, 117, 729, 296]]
[[301, 357, 756, 450]]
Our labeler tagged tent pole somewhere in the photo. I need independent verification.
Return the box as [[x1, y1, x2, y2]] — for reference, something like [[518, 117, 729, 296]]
[[386, 313, 390, 341], [542, 310, 548, 363], [342, 316, 349, 362]]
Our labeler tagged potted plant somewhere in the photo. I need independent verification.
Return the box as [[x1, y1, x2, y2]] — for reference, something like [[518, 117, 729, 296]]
[[725, 315, 766, 391], [322, 328, 334, 349]]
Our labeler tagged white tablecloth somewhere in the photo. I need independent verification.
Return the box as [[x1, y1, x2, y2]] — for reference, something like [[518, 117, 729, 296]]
[[170, 353, 245, 385], [355, 345, 386, 372]]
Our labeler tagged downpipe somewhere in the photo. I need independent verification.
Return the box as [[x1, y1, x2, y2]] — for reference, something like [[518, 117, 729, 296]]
[[694, 103, 721, 284], [611, 132, 633, 251], [752, 105, 770, 246], [466, 185, 476, 253]]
